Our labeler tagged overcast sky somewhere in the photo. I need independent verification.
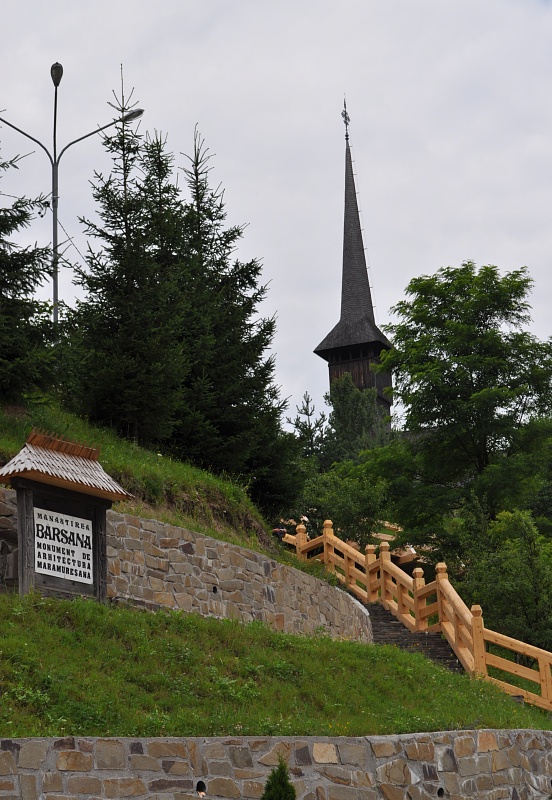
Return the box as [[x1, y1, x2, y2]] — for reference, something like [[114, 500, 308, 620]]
[[2, 0, 552, 426]]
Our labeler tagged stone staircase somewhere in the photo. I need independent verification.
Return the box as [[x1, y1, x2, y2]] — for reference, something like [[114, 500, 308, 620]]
[[367, 602, 464, 673]]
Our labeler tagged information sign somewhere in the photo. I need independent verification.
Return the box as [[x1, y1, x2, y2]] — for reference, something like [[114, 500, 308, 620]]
[[34, 507, 93, 584]]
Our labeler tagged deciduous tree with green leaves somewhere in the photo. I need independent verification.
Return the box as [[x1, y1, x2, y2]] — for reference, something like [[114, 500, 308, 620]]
[[364, 261, 552, 559], [287, 376, 389, 542], [458, 508, 552, 650], [381, 261, 552, 485]]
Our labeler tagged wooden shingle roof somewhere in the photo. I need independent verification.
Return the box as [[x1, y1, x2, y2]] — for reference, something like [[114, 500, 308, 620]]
[[0, 430, 133, 502], [314, 136, 390, 360]]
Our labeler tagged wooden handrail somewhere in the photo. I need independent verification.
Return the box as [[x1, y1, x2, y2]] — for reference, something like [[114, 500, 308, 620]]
[[283, 519, 552, 712]]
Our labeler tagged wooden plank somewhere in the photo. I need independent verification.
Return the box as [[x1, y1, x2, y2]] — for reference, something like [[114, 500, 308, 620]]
[[488, 677, 551, 711], [440, 619, 475, 673], [427, 622, 441, 633], [351, 586, 368, 603], [419, 601, 439, 619], [485, 653, 540, 684], [401, 593, 415, 611], [16, 484, 34, 596], [439, 580, 473, 628], [416, 580, 438, 600], [398, 613, 417, 633], [539, 660, 552, 703], [326, 534, 365, 561], [457, 627, 474, 651], [483, 628, 552, 663], [350, 564, 368, 580], [383, 559, 415, 588], [95, 506, 107, 603]]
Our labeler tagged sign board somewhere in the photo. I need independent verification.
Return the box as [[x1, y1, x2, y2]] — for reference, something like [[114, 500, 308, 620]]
[[0, 430, 132, 601], [34, 508, 93, 584]]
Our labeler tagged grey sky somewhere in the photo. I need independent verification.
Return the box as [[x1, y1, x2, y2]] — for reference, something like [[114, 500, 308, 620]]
[[2, 0, 552, 425]]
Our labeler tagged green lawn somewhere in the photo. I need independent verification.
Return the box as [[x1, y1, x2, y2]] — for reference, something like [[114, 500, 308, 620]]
[[0, 592, 550, 738]]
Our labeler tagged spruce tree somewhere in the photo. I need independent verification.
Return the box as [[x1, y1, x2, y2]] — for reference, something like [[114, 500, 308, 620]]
[[168, 130, 300, 511], [64, 95, 188, 443], [0, 150, 52, 401], [260, 757, 296, 800], [63, 111, 300, 510]]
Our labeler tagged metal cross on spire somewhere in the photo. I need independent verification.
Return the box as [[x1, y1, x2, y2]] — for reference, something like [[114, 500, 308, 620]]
[[342, 98, 350, 140]]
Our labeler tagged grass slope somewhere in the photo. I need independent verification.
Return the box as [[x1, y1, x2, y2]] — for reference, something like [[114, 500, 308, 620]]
[[1, 593, 550, 738], [0, 401, 337, 586], [0, 401, 270, 548], [2, 402, 550, 736]]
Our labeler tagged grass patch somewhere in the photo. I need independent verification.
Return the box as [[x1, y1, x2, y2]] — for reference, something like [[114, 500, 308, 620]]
[[0, 400, 339, 587], [0, 400, 271, 548], [0, 592, 550, 737]]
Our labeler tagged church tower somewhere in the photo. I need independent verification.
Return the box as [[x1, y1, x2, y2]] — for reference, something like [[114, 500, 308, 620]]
[[314, 103, 392, 415]]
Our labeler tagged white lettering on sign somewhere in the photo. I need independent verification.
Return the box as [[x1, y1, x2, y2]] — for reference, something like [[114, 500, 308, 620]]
[[34, 508, 93, 584]]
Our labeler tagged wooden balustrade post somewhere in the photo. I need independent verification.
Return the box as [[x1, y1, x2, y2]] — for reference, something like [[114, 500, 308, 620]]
[[344, 551, 351, 589], [365, 544, 378, 601], [538, 658, 552, 704], [379, 541, 391, 607], [412, 567, 427, 631], [471, 605, 487, 677], [435, 563, 448, 630], [322, 520, 334, 571], [295, 523, 308, 561]]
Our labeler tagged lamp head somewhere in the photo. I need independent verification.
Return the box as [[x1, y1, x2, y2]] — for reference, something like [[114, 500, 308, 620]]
[[51, 63, 63, 88], [121, 108, 144, 122]]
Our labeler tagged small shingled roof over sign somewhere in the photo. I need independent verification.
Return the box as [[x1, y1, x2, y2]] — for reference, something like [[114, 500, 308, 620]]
[[0, 430, 133, 502]]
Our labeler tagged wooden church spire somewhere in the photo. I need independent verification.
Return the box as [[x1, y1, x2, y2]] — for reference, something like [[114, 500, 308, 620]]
[[314, 102, 392, 413]]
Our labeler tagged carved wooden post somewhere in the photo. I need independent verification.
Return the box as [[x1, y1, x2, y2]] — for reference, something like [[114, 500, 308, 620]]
[[323, 520, 334, 571], [365, 544, 378, 601], [295, 523, 308, 561], [379, 541, 391, 607], [344, 549, 350, 588], [471, 605, 487, 677], [538, 658, 552, 704], [412, 567, 427, 631], [435, 562, 448, 631], [397, 581, 405, 620]]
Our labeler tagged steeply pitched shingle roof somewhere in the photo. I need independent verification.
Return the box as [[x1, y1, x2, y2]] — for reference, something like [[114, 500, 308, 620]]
[[0, 431, 132, 502], [315, 136, 390, 360]]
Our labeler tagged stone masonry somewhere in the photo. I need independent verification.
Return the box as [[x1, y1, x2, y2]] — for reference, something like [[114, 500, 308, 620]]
[[1, 731, 552, 800], [106, 509, 371, 641], [0, 488, 371, 642]]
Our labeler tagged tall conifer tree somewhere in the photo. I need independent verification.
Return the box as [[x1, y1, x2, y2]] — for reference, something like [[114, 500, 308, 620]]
[[0, 151, 52, 401], [62, 109, 299, 510], [65, 93, 187, 443], [169, 131, 299, 511]]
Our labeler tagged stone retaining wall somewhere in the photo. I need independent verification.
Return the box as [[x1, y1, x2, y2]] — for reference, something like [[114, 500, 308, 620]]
[[106, 509, 371, 641], [0, 488, 371, 642], [1, 731, 551, 800]]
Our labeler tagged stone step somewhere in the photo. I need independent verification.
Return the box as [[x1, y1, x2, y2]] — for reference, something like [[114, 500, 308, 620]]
[[367, 602, 464, 673]]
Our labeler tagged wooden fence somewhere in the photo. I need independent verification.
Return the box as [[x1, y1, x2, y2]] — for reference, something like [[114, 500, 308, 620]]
[[283, 520, 552, 712]]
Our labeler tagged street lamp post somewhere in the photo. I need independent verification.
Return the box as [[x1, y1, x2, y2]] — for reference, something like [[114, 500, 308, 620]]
[[0, 63, 144, 326]]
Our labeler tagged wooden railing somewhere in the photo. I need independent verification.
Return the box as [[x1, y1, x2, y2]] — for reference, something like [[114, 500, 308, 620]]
[[283, 520, 552, 712]]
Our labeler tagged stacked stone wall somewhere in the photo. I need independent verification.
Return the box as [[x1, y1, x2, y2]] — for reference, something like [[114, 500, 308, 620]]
[[1, 731, 551, 800], [0, 488, 370, 642], [106, 509, 371, 641]]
